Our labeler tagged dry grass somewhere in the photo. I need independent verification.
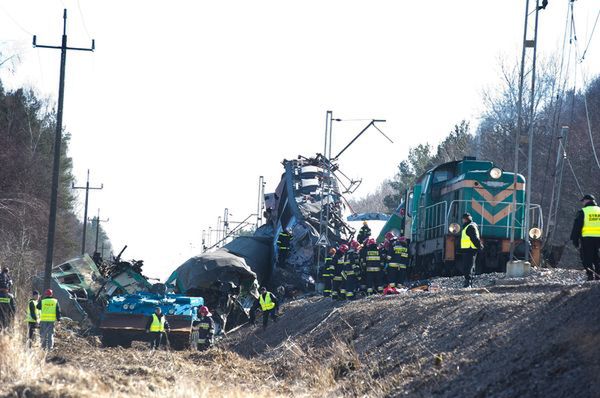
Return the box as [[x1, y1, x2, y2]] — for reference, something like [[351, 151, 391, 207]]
[[0, 323, 279, 398]]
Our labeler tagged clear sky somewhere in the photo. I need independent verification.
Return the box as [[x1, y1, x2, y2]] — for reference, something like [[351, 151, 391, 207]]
[[1, 1, 599, 279]]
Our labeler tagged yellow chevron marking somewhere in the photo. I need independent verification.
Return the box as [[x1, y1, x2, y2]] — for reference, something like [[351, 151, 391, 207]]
[[440, 180, 524, 196], [475, 187, 513, 205], [470, 199, 513, 225]]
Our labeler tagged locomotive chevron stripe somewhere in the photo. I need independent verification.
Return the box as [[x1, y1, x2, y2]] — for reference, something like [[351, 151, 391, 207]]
[[470, 199, 513, 224], [440, 180, 524, 196], [475, 186, 514, 204]]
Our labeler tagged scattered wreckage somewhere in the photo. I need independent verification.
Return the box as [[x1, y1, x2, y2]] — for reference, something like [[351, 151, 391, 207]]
[[41, 154, 362, 347]]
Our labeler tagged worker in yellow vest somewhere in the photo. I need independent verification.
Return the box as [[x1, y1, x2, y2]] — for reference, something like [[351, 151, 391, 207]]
[[571, 194, 600, 281], [145, 307, 170, 349], [26, 290, 41, 342], [36, 289, 61, 350], [250, 287, 279, 329], [0, 287, 16, 330], [458, 213, 482, 288]]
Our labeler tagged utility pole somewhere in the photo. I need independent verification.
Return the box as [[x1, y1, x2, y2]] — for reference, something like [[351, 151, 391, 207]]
[[256, 176, 266, 229], [317, 111, 334, 278], [34, 9, 95, 289], [89, 209, 109, 254], [72, 169, 103, 255], [509, 0, 544, 262], [223, 208, 230, 242]]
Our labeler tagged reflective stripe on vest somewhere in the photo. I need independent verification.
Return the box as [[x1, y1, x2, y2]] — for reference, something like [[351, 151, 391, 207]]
[[150, 314, 166, 332], [582, 206, 600, 237], [26, 299, 40, 323], [0, 297, 10, 304], [366, 250, 380, 261], [394, 246, 409, 257], [259, 292, 275, 311], [40, 298, 58, 322], [460, 223, 479, 249]]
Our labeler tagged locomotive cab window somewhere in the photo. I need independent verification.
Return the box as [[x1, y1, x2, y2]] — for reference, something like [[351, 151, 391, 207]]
[[432, 169, 453, 184]]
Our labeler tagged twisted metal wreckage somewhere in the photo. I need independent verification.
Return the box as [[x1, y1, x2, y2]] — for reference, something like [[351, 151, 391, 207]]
[[41, 154, 357, 330]]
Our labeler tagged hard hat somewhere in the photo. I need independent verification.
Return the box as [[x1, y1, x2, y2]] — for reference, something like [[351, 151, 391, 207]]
[[581, 194, 596, 202], [397, 236, 407, 243], [199, 305, 211, 316], [385, 231, 396, 241], [339, 244, 349, 254], [350, 240, 360, 249], [44, 289, 53, 297], [367, 238, 376, 246]]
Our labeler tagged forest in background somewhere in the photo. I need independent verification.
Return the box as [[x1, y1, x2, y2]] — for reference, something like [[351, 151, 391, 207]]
[[0, 70, 111, 297]]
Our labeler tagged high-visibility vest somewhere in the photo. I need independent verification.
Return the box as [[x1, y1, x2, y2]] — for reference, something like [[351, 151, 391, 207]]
[[150, 314, 166, 332], [26, 299, 40, 323], [259, 292, 275, 311], [40, 298, 58, 322], [0, 297, 11, 304], [460, 223, 480, 249], [582, 206, 600, 237]]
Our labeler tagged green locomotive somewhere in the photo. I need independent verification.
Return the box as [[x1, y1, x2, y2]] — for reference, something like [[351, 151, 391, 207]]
[[378, 157, 543, 276]]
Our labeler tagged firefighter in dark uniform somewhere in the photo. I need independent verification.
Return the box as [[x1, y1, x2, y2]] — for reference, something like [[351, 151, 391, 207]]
[[349, 240, 364, 293], [0, 287, 16, 330], [335, 245, 349, 300], [571, 194, 600, 281], [388, 235, 410, 287], [357, 221, 371, 243], [343, 244, 359, 299], [365, 238, 383, 295], [330, 246, 345, 300], [356, 240, 368, 292], [458, 213, 482, 288], [277, 229, 292, 267], [320, 248, 336, 297], [193, 305, 215, 351]]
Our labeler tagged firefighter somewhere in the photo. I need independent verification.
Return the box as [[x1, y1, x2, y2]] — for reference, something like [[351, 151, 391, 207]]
[[458, 213, 482, 288], [193, 306, 215, 351], [336, 245, 349, 300], [331, 245, 346, 300], [357, 240, 368, 292], [145, 306, 170, 350], [350, 240, 364, 293], [0, 287, 16, 330], [37, 289, 61, 350], [571, 194, 600, 281], [389, 236, 410, 287], [357, 221, 371, 243], [320, 248, 336, 297], [365, 238, 384, 295], [341, 244, 358, 299], [277, 229, 292, 267], [250, 287, 279, 329], [26, 290, 41, 342]]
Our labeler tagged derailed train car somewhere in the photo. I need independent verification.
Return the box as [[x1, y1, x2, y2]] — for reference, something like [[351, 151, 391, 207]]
[[379, 157, 543, 277]]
